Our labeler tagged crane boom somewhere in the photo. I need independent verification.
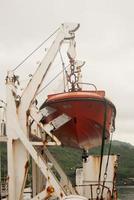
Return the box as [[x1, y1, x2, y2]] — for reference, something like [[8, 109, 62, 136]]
[[6, 23, 80, 200], [19, 23, 80, 122]]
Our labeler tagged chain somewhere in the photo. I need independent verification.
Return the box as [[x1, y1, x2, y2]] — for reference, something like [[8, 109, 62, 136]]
[[66, 62, 82, 92]]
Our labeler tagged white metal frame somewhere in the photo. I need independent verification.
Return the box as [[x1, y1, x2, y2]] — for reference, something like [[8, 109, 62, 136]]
[[5, 23, 80, 200]]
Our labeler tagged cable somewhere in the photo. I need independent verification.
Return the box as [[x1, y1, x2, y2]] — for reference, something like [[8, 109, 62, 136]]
[[100, 132, 113, 198], [96, 100, 107, 199], [12, 27, 60, 72], [59, 49, 66, 92], [98, 101, 107, 183], [36, 64, 70, 96]]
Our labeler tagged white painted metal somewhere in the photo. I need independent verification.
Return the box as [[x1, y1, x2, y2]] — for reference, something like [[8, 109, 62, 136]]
[[30, 107, 61, 145], [42, 114, 71, 137], [67, 40, 76, 61], [63, 195, 88, 200], [43, 147, 76, 195], [76, 155, 118, 199], [6, 23, 80, 200], [7, 138, 16, 200], [19, 23, 79, 118], [32, 160, 46, 198], [6, 81, 28, 200], [4, 23, 117, 200], [30, 105, 57, 126], [11, 25, 70, 198], [7, 101, 66, 198], [48, 114, 71, 130], [40, 106, 57, 117], [30, 141, 44, 146], [6, 83, 19, 139], [32, 160, 38, 197], [30, 189, 46, 200]]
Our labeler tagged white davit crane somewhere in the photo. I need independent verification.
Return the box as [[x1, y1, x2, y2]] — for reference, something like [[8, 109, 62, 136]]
[[2, 23, 118, 200], [5, 23, 88, 200]]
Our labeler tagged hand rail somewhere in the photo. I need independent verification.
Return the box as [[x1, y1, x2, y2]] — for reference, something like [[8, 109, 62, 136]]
[[76, 183, 112, 200], [78, 82, 97, 91]]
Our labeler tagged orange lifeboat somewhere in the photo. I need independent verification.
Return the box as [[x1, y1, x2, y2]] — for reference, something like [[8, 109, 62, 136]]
[[40, 90, 116, 149]]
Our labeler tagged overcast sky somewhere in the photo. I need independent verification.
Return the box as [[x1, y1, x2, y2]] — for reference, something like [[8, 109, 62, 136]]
[[0, 0, 134, 144]]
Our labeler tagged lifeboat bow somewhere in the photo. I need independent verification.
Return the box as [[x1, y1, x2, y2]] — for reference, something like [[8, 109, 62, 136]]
[[40, 90, 116, 150]]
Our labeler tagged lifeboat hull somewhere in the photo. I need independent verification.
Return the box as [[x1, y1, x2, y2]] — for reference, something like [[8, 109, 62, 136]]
[[40, 91, 116, 149]]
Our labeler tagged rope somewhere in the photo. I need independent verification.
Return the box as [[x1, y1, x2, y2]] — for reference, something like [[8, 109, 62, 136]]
[[97, 100, 107, 198], [100, 132, 113, 198], [12, 27, 60, 72], [36, 64, 70, 96], [59, 49, 66, 92]]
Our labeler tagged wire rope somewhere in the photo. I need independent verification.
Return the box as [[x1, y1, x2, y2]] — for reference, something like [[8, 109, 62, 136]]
[[36, 64, 70, 96], [59, 49, 66, 92], [96, 100, 107, 199], [100, 132, 113, 198], [12, 27, 60, 72]]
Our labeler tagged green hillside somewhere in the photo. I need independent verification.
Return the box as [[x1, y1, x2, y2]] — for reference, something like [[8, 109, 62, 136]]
[[49, 140, 134, 185], [0, 140, 134, 185]]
